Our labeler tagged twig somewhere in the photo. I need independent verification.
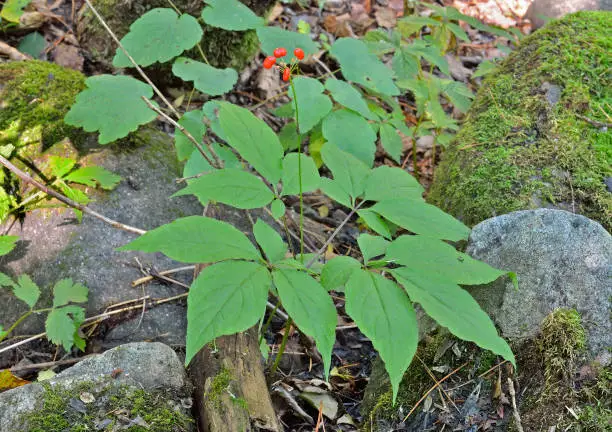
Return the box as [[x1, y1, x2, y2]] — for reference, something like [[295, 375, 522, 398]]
[[306, 201, 364, 268], [416, 355, 460, 413], [0, 155, 146, 235], [0, 41, 31, 61], [272, 385, 314, 424], [9, 355, 98, 372], [132, 265, 195, 287], [403, 362, 468, 422], [576, 114, 612, 128], [141, 97, 222, 168], [508, 378, 524, 432], [81, 0, 180, 118]]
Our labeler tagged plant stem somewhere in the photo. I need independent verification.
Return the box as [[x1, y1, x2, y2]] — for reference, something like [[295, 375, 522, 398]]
[[270, 317, 292, 376], [289, 75, 304, 261], [0, 311, 31, 343]]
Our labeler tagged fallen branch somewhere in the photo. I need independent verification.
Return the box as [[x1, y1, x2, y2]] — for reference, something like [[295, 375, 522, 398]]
[[508, 378, 524, 432], [0, 155, 146, 235], [576, 114, 612, 128], [0, 41, 31, 61]]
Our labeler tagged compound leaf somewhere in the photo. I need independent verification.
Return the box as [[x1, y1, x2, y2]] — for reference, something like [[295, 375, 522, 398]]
[[113, 8, 202, 67], [346, 270, 418, 403], [52, 279, 88, 308], [218, 102, 283, 183], [253, 219, 287, 263], [186, 261, 270, 364], [201, 0, 263, 31], [49, 156, 76, 179], [392, 268, 515, 367], [174, 168, 274, 209], [371, 199, 470, 241], [281, 153, 320, 196], [119, 216, 260, 263], [273, 269, 337, 378], [291, 77, 332, 134], [322, 109, 376, 167], [172, 57, 238, 96], [64, 75, 156, 144], [65, 166, 121, 190], [329, 38, 399, 96]]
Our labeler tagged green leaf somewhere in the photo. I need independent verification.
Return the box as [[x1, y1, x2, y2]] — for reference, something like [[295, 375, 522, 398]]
[[257, 27, 319, 58], [202, 101, 227, 141], [174, 110, 206, 161], [392, 48, 419, 81], [218, 102, 283, 183], [324, 79, 376, 120], [404, 40, 450, 76], [186, 261, 270, 364], [371, 199, 470, 241], [386, 235, 507, 285], [281, 153, 320, 196], [172, 57, 238, 96], [271, 102, 295, 119], [322, 109, 376, 167], [291, 77, 332, 134], [52, 279, 88, 308], [364, 166, 423, 201], [345, 270, 418, 403], [392, 268, 515, 366], [357, 209, 392, 239], [278, 122, 300, 152], [439, 79, 474, 114], [49, 156, 76, 179], [14, 275, 40, 309], [45, 305, 85, 352], [0, 272, 15, 288], [253, 219, 287, 263], [396, 15, 440, 38], [319, 178, 351, 209], [270, 199, 286, 219], [446, 22, 469, 42], [201, 0, 263, 31], [309, 126, 325, 168], [378, 123, 403, 163], [183, 150, 212, 182], [357, 234, 389, 263], [272, 269, 337, 377], [321, 143, 370, 205], [64, 75, 156, 144], [174, 168, 274, 209], [0, 325, 7, 339], [119, 216, 260, 263], [320, 256, 361, 292], [396, 78, 429, 114], [0, 0, 31, 23], [65, 166, 121, 190], [473, 60, 498, 78], [113, 9, 202, 67], [0, 235, 18, 256], [18, 32, 46, 58], [329, 38, 399, 96]]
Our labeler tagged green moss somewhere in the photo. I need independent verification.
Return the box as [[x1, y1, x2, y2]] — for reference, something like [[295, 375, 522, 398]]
[[0, 60, 86, 151], [206, 366, 233, 409], [429, 11, 612, 230], [23, 381, 193, 432]]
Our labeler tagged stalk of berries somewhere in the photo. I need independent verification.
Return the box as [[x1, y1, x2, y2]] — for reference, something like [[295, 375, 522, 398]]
[[262, 47, 306, 82]]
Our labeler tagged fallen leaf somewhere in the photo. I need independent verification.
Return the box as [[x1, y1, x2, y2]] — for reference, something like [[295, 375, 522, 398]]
[[53, 44, 84, 71], [299, 391, 339, 420], [268, 3, 284, 23], [375, 7, 397, 28], [0, 369, 30, 392], [37, 369, 56, 381]]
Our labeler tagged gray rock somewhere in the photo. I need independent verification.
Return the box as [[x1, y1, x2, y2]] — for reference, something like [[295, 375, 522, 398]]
[[0, 128, 202, 350], [525, 0, 610, 29], [466, 209, 611, 362], [0, 342, 193, 431]]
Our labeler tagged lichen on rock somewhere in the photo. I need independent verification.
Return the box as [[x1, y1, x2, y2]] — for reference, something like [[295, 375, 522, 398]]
[[428, 11, 611, 231]]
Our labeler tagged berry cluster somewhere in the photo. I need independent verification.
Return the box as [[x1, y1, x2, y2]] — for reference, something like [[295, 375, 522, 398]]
[[263, 47, 305, 81]]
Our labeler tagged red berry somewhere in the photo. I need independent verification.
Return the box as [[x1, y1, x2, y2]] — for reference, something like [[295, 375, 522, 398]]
[[263, 56, 276, 69], [282, 67, 291, 82], [273, 47, 287, 58], [294, 48, 305, 60]]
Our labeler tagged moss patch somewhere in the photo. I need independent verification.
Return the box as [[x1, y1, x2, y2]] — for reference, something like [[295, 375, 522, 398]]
[[429, 11, 611, 230], [22, 381, 193, 432]]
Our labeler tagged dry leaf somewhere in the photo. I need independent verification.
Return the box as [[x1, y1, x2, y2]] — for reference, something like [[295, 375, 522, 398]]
[[53, 44, 84, 71], [0, 369, 30, 392], [375, 7, 397, 28]]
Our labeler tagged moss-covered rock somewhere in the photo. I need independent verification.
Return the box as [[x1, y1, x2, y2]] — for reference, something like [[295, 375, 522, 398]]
[[77, 0, 275, 73], [428, 12, 611, 231]]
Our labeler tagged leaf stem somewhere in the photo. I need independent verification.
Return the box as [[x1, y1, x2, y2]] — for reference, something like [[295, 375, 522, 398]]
[[0, 311, 31, 344], [270, 317, 293, 376], [289, 75, 304, 261]]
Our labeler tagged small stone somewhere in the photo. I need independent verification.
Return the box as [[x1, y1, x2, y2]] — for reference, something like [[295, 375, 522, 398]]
[[80, 391, 95, 403]]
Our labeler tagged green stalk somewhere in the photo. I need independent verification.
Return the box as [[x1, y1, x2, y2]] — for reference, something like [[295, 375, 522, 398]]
[[0, 310, 31, 343], [288, 74, 304, 261], [270, 317, 292, 375]]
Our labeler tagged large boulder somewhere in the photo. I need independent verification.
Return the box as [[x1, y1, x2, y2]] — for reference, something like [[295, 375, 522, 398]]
[[466, 209, 612, 363], [0, 342, 194, 431], [525, 0, 611, 29], [77, 0, 276, 72], [428, 12, 611, 231]]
